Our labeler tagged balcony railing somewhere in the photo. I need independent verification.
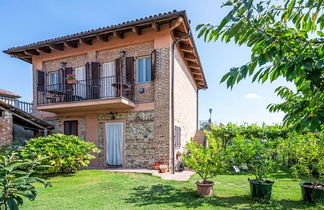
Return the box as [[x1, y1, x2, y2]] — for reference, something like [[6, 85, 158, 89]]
[[0, 96, 33, 114], [37, 76, 134, 105]]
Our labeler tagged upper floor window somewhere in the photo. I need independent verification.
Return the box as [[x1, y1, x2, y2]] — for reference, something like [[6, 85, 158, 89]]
[[137, 56, 151, 83], [49, 71, 59, 91]]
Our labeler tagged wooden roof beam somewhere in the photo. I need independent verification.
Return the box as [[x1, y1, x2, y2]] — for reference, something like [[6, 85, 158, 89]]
[[152, 22, 160, 31], [97, 33, 110, 42], [11, 52, 30, 58], [188, 62, 200, 68], [113, 31, 124, 39], [184, 52, 197, 61], [80, 37, 95, 45], [64, 40, 78, 48], [132, 26, 142, 35], [36, 47, 51, 54], [24, 49, 39, 56], [169, 17, 184, 30], [179, 43, 193, 52], [49, 44, 64, 51]]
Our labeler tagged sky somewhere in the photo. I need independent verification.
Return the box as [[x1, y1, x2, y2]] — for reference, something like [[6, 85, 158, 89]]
[[0, 0, 294, 125]]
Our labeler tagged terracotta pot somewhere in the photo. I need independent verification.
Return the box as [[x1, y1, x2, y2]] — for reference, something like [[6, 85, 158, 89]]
[[196, 180, 214, 197], [67, 79, 76, 84], [159, 168, 167, 173], [152, 165, 160, 170]]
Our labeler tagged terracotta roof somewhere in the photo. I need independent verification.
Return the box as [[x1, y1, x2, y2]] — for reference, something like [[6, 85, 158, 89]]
[[3, 10, 207, 89], [0, 89, 21, 98]]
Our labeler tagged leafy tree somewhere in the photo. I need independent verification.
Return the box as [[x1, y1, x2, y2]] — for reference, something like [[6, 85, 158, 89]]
[[197, 0, 324, 132], [0, 152, 51, 210]]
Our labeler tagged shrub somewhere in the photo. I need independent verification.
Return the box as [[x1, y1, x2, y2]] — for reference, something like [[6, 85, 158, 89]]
[[183, 136, 228, 183], [0, 152, 51, 210], [228, 136, 277, 183], [20, 134, 99, 174]]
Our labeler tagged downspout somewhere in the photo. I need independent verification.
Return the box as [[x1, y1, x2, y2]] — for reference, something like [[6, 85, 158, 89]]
[[170, 30, 191, 174]]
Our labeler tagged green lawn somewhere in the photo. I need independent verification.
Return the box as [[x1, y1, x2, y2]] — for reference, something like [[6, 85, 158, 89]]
[[22, 170, 323, 210]]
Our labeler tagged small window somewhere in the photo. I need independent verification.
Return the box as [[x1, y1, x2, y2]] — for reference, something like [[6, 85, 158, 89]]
[[49, 71, 59, 91], [175, 126, 181, 149], [137, 57, 151, 83], [63, 120, 78, 136]]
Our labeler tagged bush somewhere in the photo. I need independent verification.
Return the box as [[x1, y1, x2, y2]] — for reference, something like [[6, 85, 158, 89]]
[[183, 136, 228, 183], [0, 152, 51, 210], [20, 134, 99, 174]]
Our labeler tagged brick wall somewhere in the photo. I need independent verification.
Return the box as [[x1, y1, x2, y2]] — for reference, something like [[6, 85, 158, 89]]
[[0, 110, 13, 145]]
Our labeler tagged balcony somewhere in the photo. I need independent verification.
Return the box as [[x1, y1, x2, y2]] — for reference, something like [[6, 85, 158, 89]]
[[36, 76, 135, 113], [0, 96, 33, 114]]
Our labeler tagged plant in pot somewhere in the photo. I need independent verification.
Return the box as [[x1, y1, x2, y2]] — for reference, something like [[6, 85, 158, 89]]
[[288, 132, 324, 203], [183, 136, 227, 197], [229, 136, 277, 202], [159, 165, 168, 173], [66, 74, 76, 84]]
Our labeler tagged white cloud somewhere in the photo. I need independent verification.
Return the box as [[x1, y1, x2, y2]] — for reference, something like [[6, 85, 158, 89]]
[[245, 93, 261, 99]]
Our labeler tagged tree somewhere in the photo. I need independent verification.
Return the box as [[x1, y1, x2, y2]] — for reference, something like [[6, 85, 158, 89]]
[[197, 0, 324, 132]]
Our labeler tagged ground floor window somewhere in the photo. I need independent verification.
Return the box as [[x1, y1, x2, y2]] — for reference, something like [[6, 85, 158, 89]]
[[63, 120, 78, 136]]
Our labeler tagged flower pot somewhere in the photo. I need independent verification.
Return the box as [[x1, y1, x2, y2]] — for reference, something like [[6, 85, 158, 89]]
[[248, 179, 274, 202], [196, 180, 214, 197], [67, 79, 76, 84], [159, 168, 167, 173], [300, 182, 324, 203]]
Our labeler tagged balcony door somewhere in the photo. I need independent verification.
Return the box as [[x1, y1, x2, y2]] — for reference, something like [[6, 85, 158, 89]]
[[105, 122, 123, 166], [75, 66, 86, 99], [102, 62, 116, 98]]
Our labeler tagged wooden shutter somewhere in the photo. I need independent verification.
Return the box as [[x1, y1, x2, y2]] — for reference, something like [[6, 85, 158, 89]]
[[36, 70, 46, 92], [91, 62, 100, 99], [64, 120, 78, 136], [151, 50, 156, 80], [115, 58, 121, 83], [58, 68, 65, 91], [85, 62, 91, 99], [126, 57, 134, 84]]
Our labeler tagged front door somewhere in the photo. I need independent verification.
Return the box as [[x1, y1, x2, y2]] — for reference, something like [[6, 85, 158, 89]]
[[105, 122, 123, 166]]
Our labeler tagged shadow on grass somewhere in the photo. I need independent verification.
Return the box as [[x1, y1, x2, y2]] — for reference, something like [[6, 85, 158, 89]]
[[124, 184, 315, 209]]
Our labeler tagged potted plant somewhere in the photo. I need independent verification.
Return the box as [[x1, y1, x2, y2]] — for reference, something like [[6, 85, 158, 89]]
[[288, 133, 324, 203], [66, 74, 76, 84], [159, 165, 168, 173], [183, 136, 227, 197], [152, 162, 161, 170], [229, 136, 277, 202]]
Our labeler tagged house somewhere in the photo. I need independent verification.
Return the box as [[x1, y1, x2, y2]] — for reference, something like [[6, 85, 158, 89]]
[[0, 98, 53, 145], [4, 10, 207, 170]]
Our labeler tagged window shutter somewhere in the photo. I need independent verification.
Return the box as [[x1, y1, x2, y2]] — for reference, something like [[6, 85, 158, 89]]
[[36, 70, 46, 92], [85, 62, 91, 99], [64, 120, 78, 136], [126, 57, 135, 84], [58, 68, 65, 91], [150, 50, 156, 80], [91, 62, 100, 99], [115, 58, 121, 83]]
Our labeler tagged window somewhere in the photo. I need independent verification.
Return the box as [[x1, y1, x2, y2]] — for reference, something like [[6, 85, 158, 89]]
[[49, 71, 59, 91], [137, 56, 151, 83], [63, 120, 78, 136]]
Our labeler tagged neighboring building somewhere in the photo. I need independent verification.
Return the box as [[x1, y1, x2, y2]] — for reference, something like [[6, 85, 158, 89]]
[[4, 10, 207, 169]]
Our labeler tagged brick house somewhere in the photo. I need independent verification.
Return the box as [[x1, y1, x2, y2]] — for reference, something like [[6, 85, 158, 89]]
[[4, 10, 207, 170]]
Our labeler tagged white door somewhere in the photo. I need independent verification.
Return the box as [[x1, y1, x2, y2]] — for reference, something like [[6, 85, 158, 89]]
[[106, 122, 123, 166], [75, 66, 86, 98], [102, 62, 116, 98]]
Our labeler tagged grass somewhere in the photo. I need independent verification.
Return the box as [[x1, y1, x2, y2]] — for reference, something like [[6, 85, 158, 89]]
[[21, 170, 323, 210]]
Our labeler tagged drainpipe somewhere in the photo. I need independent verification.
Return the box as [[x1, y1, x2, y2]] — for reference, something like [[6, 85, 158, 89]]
[[170, 30, 191, 174]]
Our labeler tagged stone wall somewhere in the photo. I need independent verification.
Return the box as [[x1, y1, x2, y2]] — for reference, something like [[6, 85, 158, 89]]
[[0, 110, 13, 145], [98, 111, 155, 168]]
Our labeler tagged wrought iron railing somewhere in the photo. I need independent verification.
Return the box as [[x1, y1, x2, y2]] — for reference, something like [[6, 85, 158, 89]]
[[0, 96, 33, 114], [37, 76, 134, 105]]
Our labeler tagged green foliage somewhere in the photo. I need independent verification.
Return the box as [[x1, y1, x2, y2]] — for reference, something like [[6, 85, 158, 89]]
[[197, 0, 324, 132], [0, 152, 51, 210], [183, 137, 228, 183], [285, 132, 324, 184], [228, 136, 277, 182], [20, 134, 99, 174]]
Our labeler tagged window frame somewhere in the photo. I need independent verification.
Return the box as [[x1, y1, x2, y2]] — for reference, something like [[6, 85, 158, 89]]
[[136, 56, 151, 84]]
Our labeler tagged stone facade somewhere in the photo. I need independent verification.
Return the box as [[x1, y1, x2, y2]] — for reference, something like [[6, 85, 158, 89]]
[[98, 111, 154, 168], [0, 110, 13, 145]]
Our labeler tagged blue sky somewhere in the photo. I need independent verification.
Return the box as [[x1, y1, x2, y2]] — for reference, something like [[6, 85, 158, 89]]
[[0, 0, 293, 124]]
